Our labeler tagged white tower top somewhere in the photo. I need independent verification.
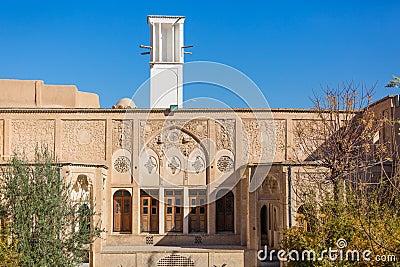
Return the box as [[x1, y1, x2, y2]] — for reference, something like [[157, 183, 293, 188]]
[[145, 15, 188, 108], [147, 15, 186, 64]]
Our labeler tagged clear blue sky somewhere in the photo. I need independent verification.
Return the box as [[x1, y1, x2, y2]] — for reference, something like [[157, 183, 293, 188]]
[[0, 0, 399, 108]]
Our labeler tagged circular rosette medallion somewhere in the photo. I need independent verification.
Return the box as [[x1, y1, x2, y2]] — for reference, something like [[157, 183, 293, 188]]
[[217, 156, 234, 173], [114, 156, 131, 173]]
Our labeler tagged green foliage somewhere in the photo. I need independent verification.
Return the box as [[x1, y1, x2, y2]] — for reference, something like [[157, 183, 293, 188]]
[[285, 84, 400, 266], [0, 146, 102, 267], [0, 229, 20, 267], [282, 187, 400, 266]]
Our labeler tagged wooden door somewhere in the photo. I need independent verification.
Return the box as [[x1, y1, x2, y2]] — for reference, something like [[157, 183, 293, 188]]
[[113, 190, 132, 233], [150, 198, 159, 232], [165, 197, 174, 232], [164, 190, 183, 232], [174, 196, 183, 232], [141, 196, 151, 232], [113, 197, 122, 232], [189, 189, 207, 233], [141, 193, 159, 233], [216, 191, 234, 232], [121, 197, 132, 232]]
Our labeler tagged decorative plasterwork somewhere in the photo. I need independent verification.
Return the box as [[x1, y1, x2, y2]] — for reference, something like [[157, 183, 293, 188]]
[[259, 173, 281, 199], [217, 155, 234, 173], [167, 156, 181, 174], [179, 133, 199, 157], [242, 119, 286, 163], [11, 120, 55, 159], [144, 156, 157, 174], [192, 156, 205, 174], [216, 119, 234, 152], [140, 119, 208, 159], [61, 120, 105, 162], [112, 120, 132, 153], [292, 120, 325, 161], [140, 119, 208, 143], [113, 156, 131, 173], [274, 120, 287, 160]]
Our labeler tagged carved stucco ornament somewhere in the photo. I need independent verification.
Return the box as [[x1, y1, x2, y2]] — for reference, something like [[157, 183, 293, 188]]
[[113, 120, 132, 152], [144, 156, 157, 174], [168, 156, 181, 174], [192, 156, 205, 174], [217, 156, 234, 173], [114, 156, 131, 173], [216, 119, 234, 152]]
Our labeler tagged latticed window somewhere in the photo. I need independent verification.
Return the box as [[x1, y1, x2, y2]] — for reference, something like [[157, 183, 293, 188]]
[[157, 254, 194, 267]]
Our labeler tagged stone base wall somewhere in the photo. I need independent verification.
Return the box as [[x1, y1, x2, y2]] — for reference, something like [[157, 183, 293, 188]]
[[99, 249, 245, 267], [104, 233, 241, 247]]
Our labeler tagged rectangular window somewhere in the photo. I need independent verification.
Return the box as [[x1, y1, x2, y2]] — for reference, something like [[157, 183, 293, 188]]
[[200, 207, 205, 214], [191, 207, 196, 214], [175, 207, 181, 214], [167, 207, 172, 214]]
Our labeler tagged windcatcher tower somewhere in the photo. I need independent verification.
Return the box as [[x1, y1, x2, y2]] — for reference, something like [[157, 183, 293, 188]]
[[145, 15, 187, 108]]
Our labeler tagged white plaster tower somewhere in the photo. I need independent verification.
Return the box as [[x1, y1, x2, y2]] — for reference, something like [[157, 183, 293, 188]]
[[143, 15, 190, 108]]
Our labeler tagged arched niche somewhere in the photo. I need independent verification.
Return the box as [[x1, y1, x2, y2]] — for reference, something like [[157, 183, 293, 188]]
[[111, 149, 132, 185], [71, 174, 91, 202], [187, 147, 207, 186]]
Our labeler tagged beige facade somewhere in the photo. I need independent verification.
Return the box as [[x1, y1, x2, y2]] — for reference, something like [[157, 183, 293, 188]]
[[0, 79, 99, 108], [0, 79, 397, 267]]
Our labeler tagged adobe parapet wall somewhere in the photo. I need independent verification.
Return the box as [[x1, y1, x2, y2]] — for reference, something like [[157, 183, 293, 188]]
[[0, 79, 99, 108]]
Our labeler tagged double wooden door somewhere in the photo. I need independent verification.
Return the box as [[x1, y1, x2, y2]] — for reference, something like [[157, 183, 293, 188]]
[[164, 190, 183, 232], [113, 190, 132, 233], [189, 189, 207, 233], [216, 191, 234, 232], [140, 192, 159, 233]]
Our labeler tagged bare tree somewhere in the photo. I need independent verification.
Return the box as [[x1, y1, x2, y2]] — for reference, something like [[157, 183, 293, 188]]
[[282, 83, 400, 266]]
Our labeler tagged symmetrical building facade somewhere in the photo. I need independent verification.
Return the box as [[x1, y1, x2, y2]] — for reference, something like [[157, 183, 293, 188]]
[[0, 15, 397, 267]]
